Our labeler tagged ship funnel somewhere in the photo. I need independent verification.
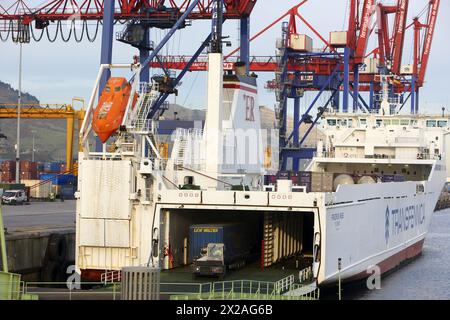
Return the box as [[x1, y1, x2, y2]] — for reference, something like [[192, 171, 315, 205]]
[[234, 61, 247, 76]]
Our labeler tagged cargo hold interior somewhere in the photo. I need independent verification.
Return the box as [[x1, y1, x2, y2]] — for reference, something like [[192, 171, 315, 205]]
[[161, 208, 315, 277]]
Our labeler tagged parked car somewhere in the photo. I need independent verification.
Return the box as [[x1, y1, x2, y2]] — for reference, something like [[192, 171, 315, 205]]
[[1, 189, 27, 205]]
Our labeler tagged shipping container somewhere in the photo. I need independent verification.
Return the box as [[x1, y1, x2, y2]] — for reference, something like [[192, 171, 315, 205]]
[[189, 223, 254, 265], [1, 171, 15, 182], [329, 31, 348, 47], [43, 162, 63, 173], [22, 179, 52, 199], [35, 181, 52, 199], [311, 172, 334, 192], [39, 173, 77, 186], [60, 184, 76, 199], [289, 34, 313, 52], [1, 160, 16, 171], [20, 172, 33, 180], [21, 179, 40, 187]]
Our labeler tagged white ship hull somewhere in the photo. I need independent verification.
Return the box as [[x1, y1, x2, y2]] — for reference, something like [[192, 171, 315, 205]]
[[318, 172, 444, 285], [74, 156, 446, 286]]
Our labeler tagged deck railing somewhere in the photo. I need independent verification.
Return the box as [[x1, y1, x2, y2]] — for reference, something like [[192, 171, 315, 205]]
[[9, 279, 320, 301]]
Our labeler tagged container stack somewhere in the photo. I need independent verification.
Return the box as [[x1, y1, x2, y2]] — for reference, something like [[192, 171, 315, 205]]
[[19, 160, 38, 180], [0, 160, 16, 182], [42, 161, 63, 174], [39, 173, 77, 199]]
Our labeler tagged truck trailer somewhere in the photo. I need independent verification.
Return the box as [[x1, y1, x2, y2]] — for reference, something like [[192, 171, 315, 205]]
[[190, 223, 257, 279]]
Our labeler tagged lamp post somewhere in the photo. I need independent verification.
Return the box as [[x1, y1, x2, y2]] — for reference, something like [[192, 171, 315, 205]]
[[31, 130, 36, 162], [15, 42, 22, 183], [338, 258, 342, 300]]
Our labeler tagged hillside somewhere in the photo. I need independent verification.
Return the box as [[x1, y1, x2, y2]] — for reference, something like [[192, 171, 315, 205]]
[[0, 80, 70, 162], [0, 81, 40, 105]]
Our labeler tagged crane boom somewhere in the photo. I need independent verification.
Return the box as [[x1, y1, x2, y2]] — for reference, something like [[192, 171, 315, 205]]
[[417, 0, 440, 86], [355, 0, 376, 63], [391, 0, 409, 74]]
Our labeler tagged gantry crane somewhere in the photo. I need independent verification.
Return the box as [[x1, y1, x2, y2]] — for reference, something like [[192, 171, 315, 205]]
[[0, 102, 85, 172], [0, 0, 441, 172]]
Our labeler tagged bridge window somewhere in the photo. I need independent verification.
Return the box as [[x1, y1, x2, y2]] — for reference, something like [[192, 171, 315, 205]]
[[348, 119, 353, 127], [438, 120, 447, 127], [391, 119, 399, 125], [376, 119, 382, 127], [400, 119, 409, 126], [327, 119, 337, 126], [359, 118, 367, 125], [426, 120, 437, 127], [384, 119, 391, 125]]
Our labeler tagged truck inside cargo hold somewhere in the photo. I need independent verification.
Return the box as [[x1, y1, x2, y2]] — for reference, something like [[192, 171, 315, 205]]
[[190, 223, 256, 279], [160, 209, 315, 281]]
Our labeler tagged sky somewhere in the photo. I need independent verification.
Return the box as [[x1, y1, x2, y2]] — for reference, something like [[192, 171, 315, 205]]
[[1, 0, 450, 115]]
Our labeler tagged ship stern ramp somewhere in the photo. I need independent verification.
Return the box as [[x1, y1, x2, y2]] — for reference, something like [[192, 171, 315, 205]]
[[156, 189, 324, 282]]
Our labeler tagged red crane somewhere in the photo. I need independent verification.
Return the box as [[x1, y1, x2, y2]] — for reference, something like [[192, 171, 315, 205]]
[[354, 0, 376, 64], [414, 0, 440, 87], [0, 0, 439, 92], [0, 0, 256, 23], [390, 0, 409, 74]]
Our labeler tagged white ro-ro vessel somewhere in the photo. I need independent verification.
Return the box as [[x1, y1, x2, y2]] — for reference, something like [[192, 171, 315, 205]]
[[75, 48, 449, 287]]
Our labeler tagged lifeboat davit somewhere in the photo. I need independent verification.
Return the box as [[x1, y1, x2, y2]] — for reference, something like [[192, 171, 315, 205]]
[[92, 77, 134, 143]]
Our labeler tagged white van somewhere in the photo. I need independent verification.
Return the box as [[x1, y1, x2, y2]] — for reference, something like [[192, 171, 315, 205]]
[[1, 189, 27, 205]]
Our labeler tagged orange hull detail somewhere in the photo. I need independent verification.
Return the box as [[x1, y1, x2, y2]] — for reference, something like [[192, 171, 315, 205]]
[[92, 77, 134, 143]]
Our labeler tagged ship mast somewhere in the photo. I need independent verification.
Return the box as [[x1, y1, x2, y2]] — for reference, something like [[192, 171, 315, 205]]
[[204, 0, 224, 186]]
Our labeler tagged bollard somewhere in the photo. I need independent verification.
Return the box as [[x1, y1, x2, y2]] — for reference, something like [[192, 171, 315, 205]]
[[338, 258, 342, 300]]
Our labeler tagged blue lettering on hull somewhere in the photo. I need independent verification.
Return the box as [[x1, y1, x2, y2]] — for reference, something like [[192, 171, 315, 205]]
[[385, 204, 425, 245]]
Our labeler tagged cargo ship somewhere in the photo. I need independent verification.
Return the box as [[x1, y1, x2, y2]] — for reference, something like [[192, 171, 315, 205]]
[[74, 45, 448, 288]]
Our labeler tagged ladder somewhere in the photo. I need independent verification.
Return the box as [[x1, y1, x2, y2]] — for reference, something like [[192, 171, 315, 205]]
[[176, 138, 188, 167], [134, 93, 153, 131], [274, 48, 289, 132], [131, 82, 160, 131], [263, 212, 274, 267]]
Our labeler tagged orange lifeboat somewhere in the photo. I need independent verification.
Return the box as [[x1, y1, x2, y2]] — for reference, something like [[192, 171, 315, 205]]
[[92, 77, 135, 143]]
